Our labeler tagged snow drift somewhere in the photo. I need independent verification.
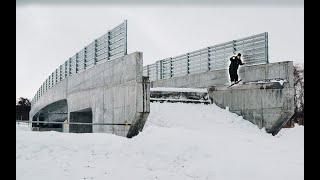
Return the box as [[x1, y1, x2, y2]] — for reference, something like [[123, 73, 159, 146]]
[[16, 102, 303, 180]]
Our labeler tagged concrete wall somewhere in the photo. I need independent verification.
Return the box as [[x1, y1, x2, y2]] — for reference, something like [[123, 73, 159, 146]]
[[150, 89, 210, 104], [30, 52, 150, 138], [151, 61, 294, 135], [208, 82, 294, 135], [151, 61, 294, 88]]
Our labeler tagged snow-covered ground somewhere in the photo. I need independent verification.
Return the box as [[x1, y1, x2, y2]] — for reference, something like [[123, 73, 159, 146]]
[[16, 103, 304, 180]]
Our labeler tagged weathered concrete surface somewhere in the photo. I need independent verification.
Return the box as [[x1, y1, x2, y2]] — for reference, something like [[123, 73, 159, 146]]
[[151, 61, 294, 135], [208, 82, 294, 135], [151, 61, 294, 88], [150, 88, 210, 104], [30, 52, 150, 138]]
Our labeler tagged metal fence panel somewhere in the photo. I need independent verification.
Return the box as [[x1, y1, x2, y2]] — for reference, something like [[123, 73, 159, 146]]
[[143, 32, 268, 81], [70, 54, 77, 75], [31, 21, 128, 106]]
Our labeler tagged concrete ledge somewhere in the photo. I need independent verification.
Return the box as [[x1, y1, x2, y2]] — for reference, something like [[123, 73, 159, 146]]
[[151, 61, 294, 88], [208, 82, 294, 135], [150, 87, 210, 104]]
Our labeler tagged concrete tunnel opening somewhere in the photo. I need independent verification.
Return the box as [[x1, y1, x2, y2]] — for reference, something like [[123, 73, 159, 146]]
[[69, 108, 93, 133], [31, 99, 68, 132]]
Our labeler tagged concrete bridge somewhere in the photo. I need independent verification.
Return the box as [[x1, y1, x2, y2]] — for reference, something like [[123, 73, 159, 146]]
[[29, 52, 150, 138], [30, 54, 294, 136], [29, 23, 294, 136]]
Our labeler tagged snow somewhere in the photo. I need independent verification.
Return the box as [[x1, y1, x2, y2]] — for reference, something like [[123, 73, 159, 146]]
[[150, 98, 210, 103], [16, 103, 303, 180], [270, 79, 287, 86], [254, 79, 287, 86], [150, 87, 207, 92]]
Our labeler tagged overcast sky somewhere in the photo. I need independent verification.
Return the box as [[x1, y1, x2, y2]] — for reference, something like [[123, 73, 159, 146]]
[[16, 2, 303, 100]]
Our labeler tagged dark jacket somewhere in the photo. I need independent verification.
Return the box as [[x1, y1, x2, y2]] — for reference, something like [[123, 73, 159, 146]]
[[229, 56, 243, 69]]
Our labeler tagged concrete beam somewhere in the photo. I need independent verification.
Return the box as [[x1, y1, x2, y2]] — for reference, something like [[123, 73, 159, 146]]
[[151, 61, 293, 88]]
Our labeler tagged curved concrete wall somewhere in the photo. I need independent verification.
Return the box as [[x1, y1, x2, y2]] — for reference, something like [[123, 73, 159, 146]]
[[29, 79, 68, 118], [30, 52, 150, 138]]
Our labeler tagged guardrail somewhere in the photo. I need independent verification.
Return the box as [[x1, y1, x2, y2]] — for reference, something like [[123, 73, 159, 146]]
[[143, 32, 269, 81]]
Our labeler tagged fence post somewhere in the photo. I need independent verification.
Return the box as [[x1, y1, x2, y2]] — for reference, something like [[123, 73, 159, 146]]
[[155, 61, 158, 80], [51, 73, 53, 88], [107, 31, 110, 61], [65, 61, 68, 78], [232, 40, 236, 55], [55, 69, 58, 84], [124, 20, 127, 55], [76, 53, 79, 73], [40, 85, 42, 97], [68, 58, 72, 76], [94, 39, 97, 65], [159, 60, 163, 79], [60, 65, 62, 81], [207, 47, 210, 71], [187, 53, 190, 74], [170, 57, 173, 78], [84, 47, 87, 70], [265, 32, 269, 63]]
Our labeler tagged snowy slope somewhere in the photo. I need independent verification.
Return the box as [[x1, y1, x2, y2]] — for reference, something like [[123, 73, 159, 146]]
[[16, 102, 304, 180]]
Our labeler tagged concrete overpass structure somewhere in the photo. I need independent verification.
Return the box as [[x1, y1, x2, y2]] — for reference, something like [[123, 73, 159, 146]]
[[29, 52, 150, 138], [29, 21, 293, 136]]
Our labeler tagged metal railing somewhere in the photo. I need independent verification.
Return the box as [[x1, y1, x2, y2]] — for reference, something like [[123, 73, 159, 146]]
[[16, 120, 31, 127], [16, 120, 131, 134], [31, 20, 128, 107], [143, 32, 269, 81], [17, 120, 130, 126]]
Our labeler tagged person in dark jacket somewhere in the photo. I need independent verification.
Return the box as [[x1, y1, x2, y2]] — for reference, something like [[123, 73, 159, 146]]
[[229, 53, 244, 84]]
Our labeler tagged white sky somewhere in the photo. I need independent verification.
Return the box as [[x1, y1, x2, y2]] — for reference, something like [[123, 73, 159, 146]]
[[16, 4, 303, 100]]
